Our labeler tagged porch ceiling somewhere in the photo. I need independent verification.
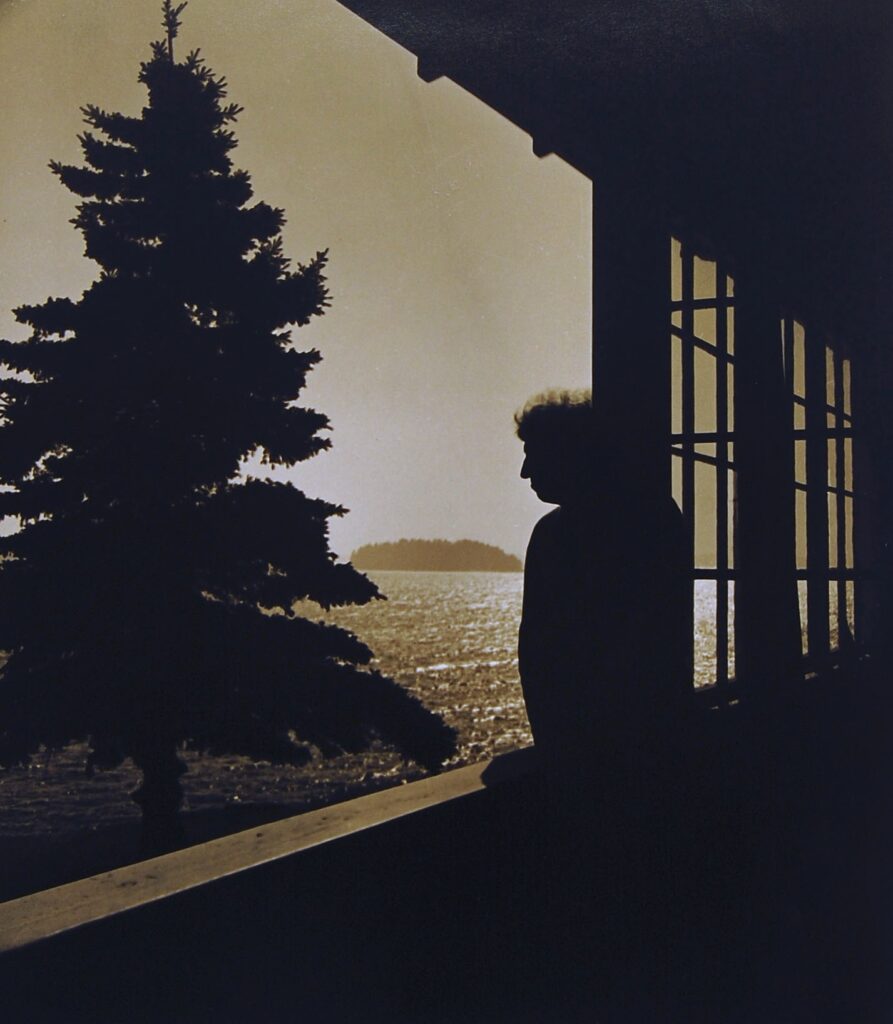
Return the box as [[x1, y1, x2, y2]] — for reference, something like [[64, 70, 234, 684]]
[[336, 0, 892, 349]]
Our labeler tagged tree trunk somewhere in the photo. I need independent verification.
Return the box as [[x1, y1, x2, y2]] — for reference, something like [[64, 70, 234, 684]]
[[131, 745, 187, 857]]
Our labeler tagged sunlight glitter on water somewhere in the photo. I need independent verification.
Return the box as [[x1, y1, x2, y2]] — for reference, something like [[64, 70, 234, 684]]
[[323, 571, 729, 739], [1, 571, 739, 838], [321, 571, 532, 760]]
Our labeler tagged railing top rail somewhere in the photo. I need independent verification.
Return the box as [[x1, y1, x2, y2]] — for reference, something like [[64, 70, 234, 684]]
[[0, 746, 536, 956]]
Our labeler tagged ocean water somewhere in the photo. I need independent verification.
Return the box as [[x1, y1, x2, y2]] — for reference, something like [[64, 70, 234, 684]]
[[346, 570, 725, 695], [302, 570, 531, 761], [0, 572, 752, 838]]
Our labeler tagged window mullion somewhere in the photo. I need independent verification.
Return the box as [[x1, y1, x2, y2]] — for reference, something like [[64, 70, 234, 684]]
[[681, 245, 695, 574], [715, 262, 729, 689], [805, 328, 830, 655], [835, 350, 848, 643]]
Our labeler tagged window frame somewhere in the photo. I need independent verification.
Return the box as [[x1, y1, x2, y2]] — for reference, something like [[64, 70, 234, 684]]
[[670, 240, 736, 691]]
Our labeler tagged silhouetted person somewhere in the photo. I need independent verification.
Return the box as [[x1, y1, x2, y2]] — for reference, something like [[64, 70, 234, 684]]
[[511, 389, 693, 992], [516, 389, 691, 782]]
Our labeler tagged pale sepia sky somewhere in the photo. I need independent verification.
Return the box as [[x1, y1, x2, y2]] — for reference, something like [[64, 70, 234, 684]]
[[0, 0, 591, 560]]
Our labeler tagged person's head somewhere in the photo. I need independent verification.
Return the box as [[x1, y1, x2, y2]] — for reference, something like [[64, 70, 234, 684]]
[[514, 388, 596, 505]]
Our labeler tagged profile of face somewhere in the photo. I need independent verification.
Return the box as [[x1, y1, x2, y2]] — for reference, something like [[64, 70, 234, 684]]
[[520, 438, 573, 505]]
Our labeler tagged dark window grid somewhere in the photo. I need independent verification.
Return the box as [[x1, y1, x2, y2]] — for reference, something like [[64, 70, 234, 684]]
[[802, 344, 856, 647], [794, 395, 852, 432], [785, 317, 808, 646], [680, 245, 696, 581], [795, 568, 857, 581], [714, 261, 731, 687], [783, 318, 810, 659], [833, 349, 851, 637], [793, 336, 855, 644], [670, 324, 735, 362], [672, 445, 735, 470], [673, 430, 738, 443], [792, 427, 854, 440], [792, 394, 852, 423], [842, 356, 858, 612], [786, 317, 859, 658], [793, 482, 855, 499], [801, 322, 831, 653], [680, 247, 705, 682], [790, 393, 856, 417], [675, 243, 734, 690], [670, 297, 735, 311]]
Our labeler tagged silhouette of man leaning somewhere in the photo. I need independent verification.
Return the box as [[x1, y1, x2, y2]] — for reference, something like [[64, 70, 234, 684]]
[[489, 389, 695, 992], [516, 389, 691, 787]]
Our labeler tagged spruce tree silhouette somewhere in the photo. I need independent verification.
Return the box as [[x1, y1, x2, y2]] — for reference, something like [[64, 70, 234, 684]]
[[0, 2, 455, 854]]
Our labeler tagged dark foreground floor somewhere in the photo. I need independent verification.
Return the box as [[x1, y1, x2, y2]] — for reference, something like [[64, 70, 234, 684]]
[[2, 665, 891, 1023]]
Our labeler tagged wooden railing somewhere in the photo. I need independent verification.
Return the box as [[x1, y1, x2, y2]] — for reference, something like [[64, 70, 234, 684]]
[[0, 745, 536, 955]]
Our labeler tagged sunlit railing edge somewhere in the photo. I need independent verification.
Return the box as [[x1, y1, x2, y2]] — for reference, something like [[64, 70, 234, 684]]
[[0, 745, 537, 956]]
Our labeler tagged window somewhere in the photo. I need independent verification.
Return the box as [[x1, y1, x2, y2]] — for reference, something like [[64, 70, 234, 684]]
[[784, 318, 857, 662], [670, 240, 736, 689]]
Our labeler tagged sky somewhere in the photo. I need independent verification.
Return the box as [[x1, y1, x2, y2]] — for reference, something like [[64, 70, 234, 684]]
[[0, 0, 591, 561]]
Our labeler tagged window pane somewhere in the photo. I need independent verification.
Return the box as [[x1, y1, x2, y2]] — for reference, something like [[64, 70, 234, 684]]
[[671, 238, 682, 301], [694, 348, 717, 433], [846, 581, 855, 638], [796, 489, 807, 570], [726, 309, 735, 355], [793, 401, 806, 430], [845, 495, 854, 568], [672, 451, 683, 509], [827, 438, 837, 488], [671, 309, 682, 328], [726, 275, 735, 298], [694, 308, 716, 345], [695, 459, 717, 568], [825, 346, 835, 407], [843, 358, 852, 416], [671, 335, 682, 434], [726, 363, 735, 431], [795, 440, 807, 485], [727, 580, 736, 679], [794, 323, 806, 398], [693, 255, 716, 299], [781, 320, 792, 384], [798, 580, 809, 654], [828, 493, 838, 568], [844, 437, 853, 492], [694, 579, 717, 687], [695, 442, 716, 461], [829, 581, 840, 649], [727, 469, 736, 570]]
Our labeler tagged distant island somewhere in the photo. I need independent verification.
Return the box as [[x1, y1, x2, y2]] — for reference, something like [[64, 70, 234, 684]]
[[351, 539, 523, 572]]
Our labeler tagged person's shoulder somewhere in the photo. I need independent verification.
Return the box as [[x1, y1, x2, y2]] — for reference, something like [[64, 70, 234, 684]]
[[526, 507, 564, 558], [529, 506, 563, 540]]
